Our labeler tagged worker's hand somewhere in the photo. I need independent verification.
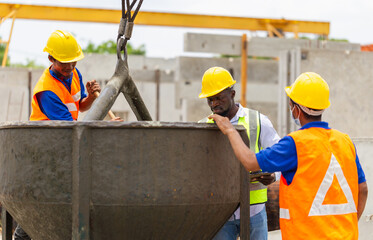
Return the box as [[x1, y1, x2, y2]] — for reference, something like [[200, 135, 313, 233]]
[[256, 173, 276, 186], [208, 114, 236, 135], [86, 80, 101, 97], [110, 117, 124, 122]]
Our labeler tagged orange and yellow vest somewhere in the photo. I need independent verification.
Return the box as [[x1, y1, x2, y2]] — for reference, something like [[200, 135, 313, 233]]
[[30, 68, 82, 121], [280, 127, 359, 240]]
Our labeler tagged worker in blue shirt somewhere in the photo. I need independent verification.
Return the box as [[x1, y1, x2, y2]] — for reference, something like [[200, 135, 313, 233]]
[[30, 30, 111, 121], [209, 72, 368, 239]]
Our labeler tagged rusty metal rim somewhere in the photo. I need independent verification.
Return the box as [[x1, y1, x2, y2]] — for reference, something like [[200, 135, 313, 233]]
[[0, 121, 246, 131]]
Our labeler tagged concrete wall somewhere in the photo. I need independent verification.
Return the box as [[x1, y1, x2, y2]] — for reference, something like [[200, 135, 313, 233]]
[[0, 55, 182, 122], [300, 49, 373, 137], [0, 68, 29, 121], [0, 67, 43, 121], [354, 138, 373, 240]]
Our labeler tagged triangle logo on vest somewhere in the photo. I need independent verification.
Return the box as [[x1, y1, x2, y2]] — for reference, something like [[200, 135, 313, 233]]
[[308, 154, 357, 216]]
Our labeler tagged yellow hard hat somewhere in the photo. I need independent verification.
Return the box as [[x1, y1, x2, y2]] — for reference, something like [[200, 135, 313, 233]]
[[199, 67, 236, 98], [43, 30, 84, 63], [285, 72, 330, 110]]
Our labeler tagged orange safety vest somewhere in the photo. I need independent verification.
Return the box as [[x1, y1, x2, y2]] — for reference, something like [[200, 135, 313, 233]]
[[30, 68, 82, 121], [280, 127, 359, 240]]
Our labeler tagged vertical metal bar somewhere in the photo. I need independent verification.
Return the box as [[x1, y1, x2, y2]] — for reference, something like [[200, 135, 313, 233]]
[[2, 13, 16, 67], [240, 165, 250, 240], [2, 208, 13, 240], [28, 70, 32, 117], [19, 91, 24, 120], [239, 130, 250, 240], [0, 9, 16, 25], [277, 50, 290, 137], [72, 126, 91, 240], [266, 23, 274, 38], [289, 48, 301, 133], [293, 24, 299, 39], [155, 69, 160, 121], [6, 91, 11, 121], [240, 34, 247, 107]]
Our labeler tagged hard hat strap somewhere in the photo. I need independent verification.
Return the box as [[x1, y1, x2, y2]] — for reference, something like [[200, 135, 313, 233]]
[[298, 104, 325, 116]]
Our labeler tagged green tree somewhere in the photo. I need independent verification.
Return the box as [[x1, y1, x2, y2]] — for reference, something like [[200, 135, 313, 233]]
[[0, 40, 10, 66], [83, 40, 145, 55], [10, 59, 45, 69]]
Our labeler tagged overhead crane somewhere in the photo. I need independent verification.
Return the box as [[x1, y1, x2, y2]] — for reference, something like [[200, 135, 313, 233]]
[[0, 3, 330, 67]]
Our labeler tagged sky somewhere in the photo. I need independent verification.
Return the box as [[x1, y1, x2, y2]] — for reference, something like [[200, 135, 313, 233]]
[[1, 0, 373, 66]]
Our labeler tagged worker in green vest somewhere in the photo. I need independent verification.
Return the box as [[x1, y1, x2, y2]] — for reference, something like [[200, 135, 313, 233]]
[[198, 66, 280, 240]]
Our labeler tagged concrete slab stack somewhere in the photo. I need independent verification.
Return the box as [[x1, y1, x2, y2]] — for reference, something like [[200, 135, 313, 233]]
[[184, 32, 360, 57]]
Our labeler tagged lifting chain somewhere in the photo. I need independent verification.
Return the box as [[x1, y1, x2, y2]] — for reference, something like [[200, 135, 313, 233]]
[[117, 0, 144, 60]]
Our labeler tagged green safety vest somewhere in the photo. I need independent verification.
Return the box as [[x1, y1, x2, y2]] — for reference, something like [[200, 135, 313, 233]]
[[201, 108, 268, 205]]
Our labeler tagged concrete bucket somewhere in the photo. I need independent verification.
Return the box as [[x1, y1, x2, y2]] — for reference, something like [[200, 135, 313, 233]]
[[0, 121, 251, 240]]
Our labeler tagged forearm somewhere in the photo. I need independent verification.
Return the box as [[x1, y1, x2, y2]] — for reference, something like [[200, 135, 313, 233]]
[[79, 96, 96, 112], [357, 181, 368, 220], [226, 130, 261, 172]]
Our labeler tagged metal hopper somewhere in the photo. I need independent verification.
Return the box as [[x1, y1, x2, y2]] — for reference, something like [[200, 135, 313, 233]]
[[0, 121, 251, 240]]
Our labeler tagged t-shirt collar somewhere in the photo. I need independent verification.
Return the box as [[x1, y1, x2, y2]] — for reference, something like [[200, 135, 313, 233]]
[[300, 121, 330, 130], [49, 68, 73, 83], [230, 103, 246, 123]]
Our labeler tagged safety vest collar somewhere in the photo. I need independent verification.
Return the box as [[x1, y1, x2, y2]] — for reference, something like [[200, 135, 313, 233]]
[[49, 68, 74, 93]]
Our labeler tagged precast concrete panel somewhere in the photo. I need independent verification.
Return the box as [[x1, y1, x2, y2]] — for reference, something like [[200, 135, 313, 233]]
[[300, 50, 373, 137], [353, 138, 373, 240], [0, 68, 31, 121]]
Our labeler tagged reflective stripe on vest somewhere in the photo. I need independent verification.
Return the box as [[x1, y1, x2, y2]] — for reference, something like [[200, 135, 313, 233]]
[[203, 108, 267, 205], [279, 128, 359, 239], [30, 68, 81, 121]]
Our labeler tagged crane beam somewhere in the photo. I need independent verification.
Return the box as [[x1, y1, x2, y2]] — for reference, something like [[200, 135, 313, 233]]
[[0, 3, 330, 35]]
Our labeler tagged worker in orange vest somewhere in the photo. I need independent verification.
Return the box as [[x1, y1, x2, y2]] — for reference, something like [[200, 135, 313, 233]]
[[209, 72, 368, 239], [30, 30, 120, 121]]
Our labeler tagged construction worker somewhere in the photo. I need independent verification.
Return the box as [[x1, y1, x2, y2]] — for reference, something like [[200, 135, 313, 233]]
[[209, 72, 368, 239], [199, 67, 280, 240], [29, 29, 116, 121], [14, 30, 118, 240]]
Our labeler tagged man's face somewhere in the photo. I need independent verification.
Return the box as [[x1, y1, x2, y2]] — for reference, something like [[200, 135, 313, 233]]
[[49, 56, 77, 78], [207, 88, 234, 116]]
